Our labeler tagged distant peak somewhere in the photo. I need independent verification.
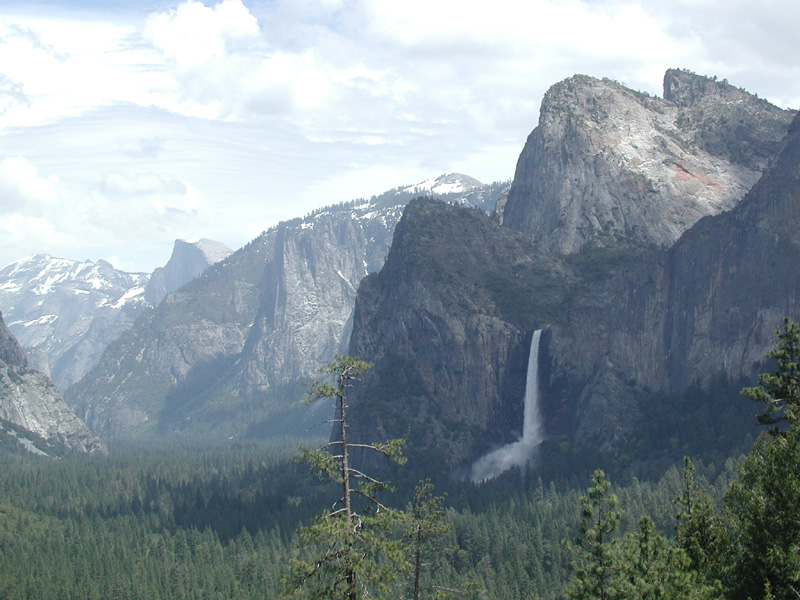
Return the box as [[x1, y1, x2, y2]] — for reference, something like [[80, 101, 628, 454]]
[[398, 173, 484, 197], [173, 238, 233, 265]]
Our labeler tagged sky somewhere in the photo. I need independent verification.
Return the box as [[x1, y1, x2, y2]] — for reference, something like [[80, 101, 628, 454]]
[[0, 0, 798, 273]]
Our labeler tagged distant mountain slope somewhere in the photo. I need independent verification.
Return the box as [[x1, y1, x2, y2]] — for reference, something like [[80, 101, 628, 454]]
[[0, 255, 149, 390], [501, 69, 796, 254], [0, 239, 232, 392], [0, 310, 102, 454], [66, 175, 507, 439]]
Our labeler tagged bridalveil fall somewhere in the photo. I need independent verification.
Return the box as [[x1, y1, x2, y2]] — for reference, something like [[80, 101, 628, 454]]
[[470, 329, 544, 482]]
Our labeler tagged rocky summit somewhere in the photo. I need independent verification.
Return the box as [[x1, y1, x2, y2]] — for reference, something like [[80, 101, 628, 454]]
[[501, 69, 795, 254], [0, 255, 150, 391], [343, 71, 800, 474], [544, 109, 800, 464], [145, 238, 233, 306], [0, 239, 231, 393]]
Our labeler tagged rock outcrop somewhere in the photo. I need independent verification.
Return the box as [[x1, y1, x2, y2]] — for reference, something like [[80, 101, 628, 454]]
[[0, 240, 231, 393], [545, 109, 800, 461], [501, 70, 795, 254], [0, 311, 103, 454], [65, 233, 272, 437], [343, 73, 800, 474]]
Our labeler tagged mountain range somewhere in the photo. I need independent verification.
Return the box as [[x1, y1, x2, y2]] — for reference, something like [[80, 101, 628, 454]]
[[0, 239, 232, 392], [346, 69, 799, 474], [64, 176, 508, 439], [0, 309, 102, 454], [3, 67, 798, 476]]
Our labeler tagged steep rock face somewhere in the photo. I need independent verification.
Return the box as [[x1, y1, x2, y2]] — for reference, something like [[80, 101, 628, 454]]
[[0, 256, 149, 391], [236, 205, 399, 405], [343, 78, 799, 474], [0, 311, 102, 454], [145, 239, 233, 306], [68, 175, 507, 439], [502, 70, 795, 254], [545, 111, 800, 460], [346, 199, 575, 470]]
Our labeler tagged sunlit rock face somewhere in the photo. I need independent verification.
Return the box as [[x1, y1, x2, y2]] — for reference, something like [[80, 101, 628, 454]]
[[502, 69, 795, 254], [0, 310, 103, 454], [343, 75, 800, 475]]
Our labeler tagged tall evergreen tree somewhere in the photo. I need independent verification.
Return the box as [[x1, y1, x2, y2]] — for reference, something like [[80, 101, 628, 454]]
[[564, 469, 622, 600], [674, 457, 724, 585], [743, 318, 800, 429], [726, 320, 800, 600], [282, 355, 407, 600]]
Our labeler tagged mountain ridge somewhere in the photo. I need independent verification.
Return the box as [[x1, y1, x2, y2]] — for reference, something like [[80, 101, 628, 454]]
[[0, 239, 232, 392]]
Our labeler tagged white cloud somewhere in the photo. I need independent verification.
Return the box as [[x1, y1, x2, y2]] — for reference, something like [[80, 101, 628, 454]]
[[146, 0, 259, 69], [0, 0, 798, 272], [100, 172, 187, 198], [0, 153, 212, 268], [0, 156, 61, 214]]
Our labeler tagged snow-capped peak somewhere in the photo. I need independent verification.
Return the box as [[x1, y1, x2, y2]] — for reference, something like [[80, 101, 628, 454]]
[[397, 173, 484, 197]]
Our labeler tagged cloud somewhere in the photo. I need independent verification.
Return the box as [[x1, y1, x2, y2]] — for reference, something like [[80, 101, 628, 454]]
[[146, 0, 259, 69], [0, 0, 798, 272], [0, 156, 61, 214], [0, 153, 210, 268], [100, 172, 187, 198]]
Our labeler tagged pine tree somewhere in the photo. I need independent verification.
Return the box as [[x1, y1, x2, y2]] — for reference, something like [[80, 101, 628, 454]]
[[743, 317, 800, 429], [564, 469, 622, 600], [282, 355, 408, 600], [674, 457, 723, 584], [726, 320, 800, 600], [404, 480, 478, 600], [616, 515, 719, 600]]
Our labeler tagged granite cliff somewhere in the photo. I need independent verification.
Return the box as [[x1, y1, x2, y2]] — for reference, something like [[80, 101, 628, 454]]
[[145, 238, 233, 306], [0, 239, 231, 393], [343, 72, 800, 475], [501, 69, 795, 254], [0, 255, 149, 391], [345, 199, 575, 471], [544, 109, 800, 464]]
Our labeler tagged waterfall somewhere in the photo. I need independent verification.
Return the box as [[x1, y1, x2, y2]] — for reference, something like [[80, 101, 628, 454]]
[[470, 329, 544, 483], [522, 329, 543, 444]]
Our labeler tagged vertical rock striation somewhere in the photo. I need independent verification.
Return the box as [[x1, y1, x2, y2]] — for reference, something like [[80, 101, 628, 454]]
[[346, 199, 574, 471]]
